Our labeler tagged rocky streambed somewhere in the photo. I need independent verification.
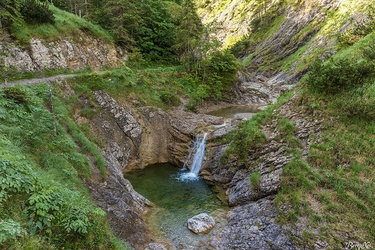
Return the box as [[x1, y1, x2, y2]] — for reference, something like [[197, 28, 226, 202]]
[[56, 62, 324, 249]]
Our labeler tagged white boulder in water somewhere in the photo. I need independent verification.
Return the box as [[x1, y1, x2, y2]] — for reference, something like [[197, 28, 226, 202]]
[[187, 213, 215, 234]]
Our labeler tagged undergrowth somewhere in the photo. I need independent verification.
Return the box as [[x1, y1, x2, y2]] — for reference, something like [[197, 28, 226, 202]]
[[0, 84, 127, 249], [10, 4, 113, 45], [274, 34, 375, 249], [65, 65, 189, 110]]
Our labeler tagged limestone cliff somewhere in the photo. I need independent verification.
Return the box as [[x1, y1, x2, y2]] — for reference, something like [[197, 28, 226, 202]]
[[198, 0, 374, 105], [0, 32, 124, 72], [68, 89, 224, 248]]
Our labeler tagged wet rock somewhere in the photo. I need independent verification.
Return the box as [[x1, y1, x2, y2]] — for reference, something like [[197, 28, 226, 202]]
[[187, 213, 215, 234]]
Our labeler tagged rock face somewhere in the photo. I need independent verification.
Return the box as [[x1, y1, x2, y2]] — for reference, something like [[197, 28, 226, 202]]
[[202, 95, 323, 249], [187, 213, 215, 234], [0, 32, 123, 72], [64, 88, 228, 248], [91, 90, 225, 171], [208, 196, 297, 250], [86, 152, 154, 250]]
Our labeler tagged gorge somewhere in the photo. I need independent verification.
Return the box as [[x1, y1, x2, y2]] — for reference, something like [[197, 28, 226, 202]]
[[1, 0, 374, 249]]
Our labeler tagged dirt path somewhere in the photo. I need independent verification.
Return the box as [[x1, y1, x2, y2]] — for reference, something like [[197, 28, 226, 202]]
[[0, 74, 77, 88]]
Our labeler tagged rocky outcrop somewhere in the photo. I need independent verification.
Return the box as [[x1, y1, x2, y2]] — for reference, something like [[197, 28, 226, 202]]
[[187, 213, 216, 234], [208, 196, 298, 250], [91, 90, 225, 171], [86, 152, 154, 250], [66, 88, 229, 248], [0, 32, 123, 72], [202, 94, 323, 249]]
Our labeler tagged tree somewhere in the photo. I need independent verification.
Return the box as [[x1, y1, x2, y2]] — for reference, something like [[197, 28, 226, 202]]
[[103, 0, 140, 46], [21, 0, 54, 24], [136, 0, 176, 60], [0, 0, 22, 29], [103, 0, 177, 61], [173, 0, 203, 71]]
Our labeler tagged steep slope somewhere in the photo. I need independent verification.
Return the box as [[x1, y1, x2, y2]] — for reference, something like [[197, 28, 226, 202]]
[[0, 6, 124, 75], [197, 0, 374, 104], [197, 0, 374, 249]]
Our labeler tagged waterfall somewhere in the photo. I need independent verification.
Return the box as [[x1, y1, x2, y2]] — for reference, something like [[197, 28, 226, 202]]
[[178, 133, 208, 182]]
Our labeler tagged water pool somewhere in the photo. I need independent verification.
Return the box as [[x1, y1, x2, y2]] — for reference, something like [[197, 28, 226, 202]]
[[125, 163, 227, 248]]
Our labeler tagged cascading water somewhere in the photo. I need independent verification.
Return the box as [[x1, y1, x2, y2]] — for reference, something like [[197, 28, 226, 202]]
[[178, 133, 208, 182]]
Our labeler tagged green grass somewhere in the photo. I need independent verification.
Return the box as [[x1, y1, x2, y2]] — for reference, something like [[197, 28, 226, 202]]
[[64, 65, 188, 110], [274, 106, 374, 248], [10, 4, 113, 45], [250, 171, 261, 190], [274, 57, 375, 248], [0, 84, 126, 249]]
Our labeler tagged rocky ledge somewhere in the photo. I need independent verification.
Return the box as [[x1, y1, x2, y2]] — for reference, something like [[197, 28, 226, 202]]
[[208, 196, 297, 250]]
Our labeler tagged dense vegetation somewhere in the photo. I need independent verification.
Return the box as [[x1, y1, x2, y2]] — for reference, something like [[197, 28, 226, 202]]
[[1, 0, 239, 107], [0, 85, 127, 249], [1, 0, 375, 249]]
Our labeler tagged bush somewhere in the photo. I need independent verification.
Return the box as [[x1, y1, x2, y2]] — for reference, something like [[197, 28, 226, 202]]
[[4, 87, 31, 105], [20, 0, 54, 24], [305, 57, 374, 95], [160, 91, 181, 106]]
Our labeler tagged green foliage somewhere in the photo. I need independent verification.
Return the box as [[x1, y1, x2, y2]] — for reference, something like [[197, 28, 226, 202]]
[[0, 85, 122, 249], [3, 86, 31, 105], [185, 49, 240, 110], [0, 0, 22, 29], [24, 187, 63, 235], [304, 57, 374, 94], [221, 116, 267, 166], [250, 171, 261, 190], [20, 0, 54, 24], [0, 220, 24, 243], [0, 147, 36, 206], [160, 90, 181, 106], [102, 0, 177, 61], [173, 0, 204, 68]]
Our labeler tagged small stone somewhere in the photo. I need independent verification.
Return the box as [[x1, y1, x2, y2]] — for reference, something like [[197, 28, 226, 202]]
[[187, 213, 215, 234], [146, 243, 167, 250]]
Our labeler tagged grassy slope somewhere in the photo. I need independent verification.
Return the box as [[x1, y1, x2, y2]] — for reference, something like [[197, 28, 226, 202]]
[[218, 9, 375, 250], [0, 84, 128, 249], [221, 31, 374, 249], [0, 57, 195, 248], [10, 5, 112, 45], [0, 6, 126, 249]]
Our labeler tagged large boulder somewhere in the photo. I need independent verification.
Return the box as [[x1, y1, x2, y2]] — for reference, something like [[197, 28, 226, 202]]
[[187, 213, 215, 234]]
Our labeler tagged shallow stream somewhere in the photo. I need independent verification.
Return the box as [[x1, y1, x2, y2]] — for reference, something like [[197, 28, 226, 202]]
[[125, 163, 227, 248], [206, 104, 262, 119]]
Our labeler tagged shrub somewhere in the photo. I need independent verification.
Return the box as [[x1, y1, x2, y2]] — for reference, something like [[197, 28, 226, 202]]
[[305, 57, 374, 94], [160, 91, 181, 106], [221, 119, 267, 166], [20, 0, 54, 24], [4, 87, 30, 105]]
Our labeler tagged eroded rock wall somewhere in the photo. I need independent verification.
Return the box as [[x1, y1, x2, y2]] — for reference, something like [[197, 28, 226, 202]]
[[202, 94, 323, 249], [72, 89, 225, 248], [0, 32, 124, 72]]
